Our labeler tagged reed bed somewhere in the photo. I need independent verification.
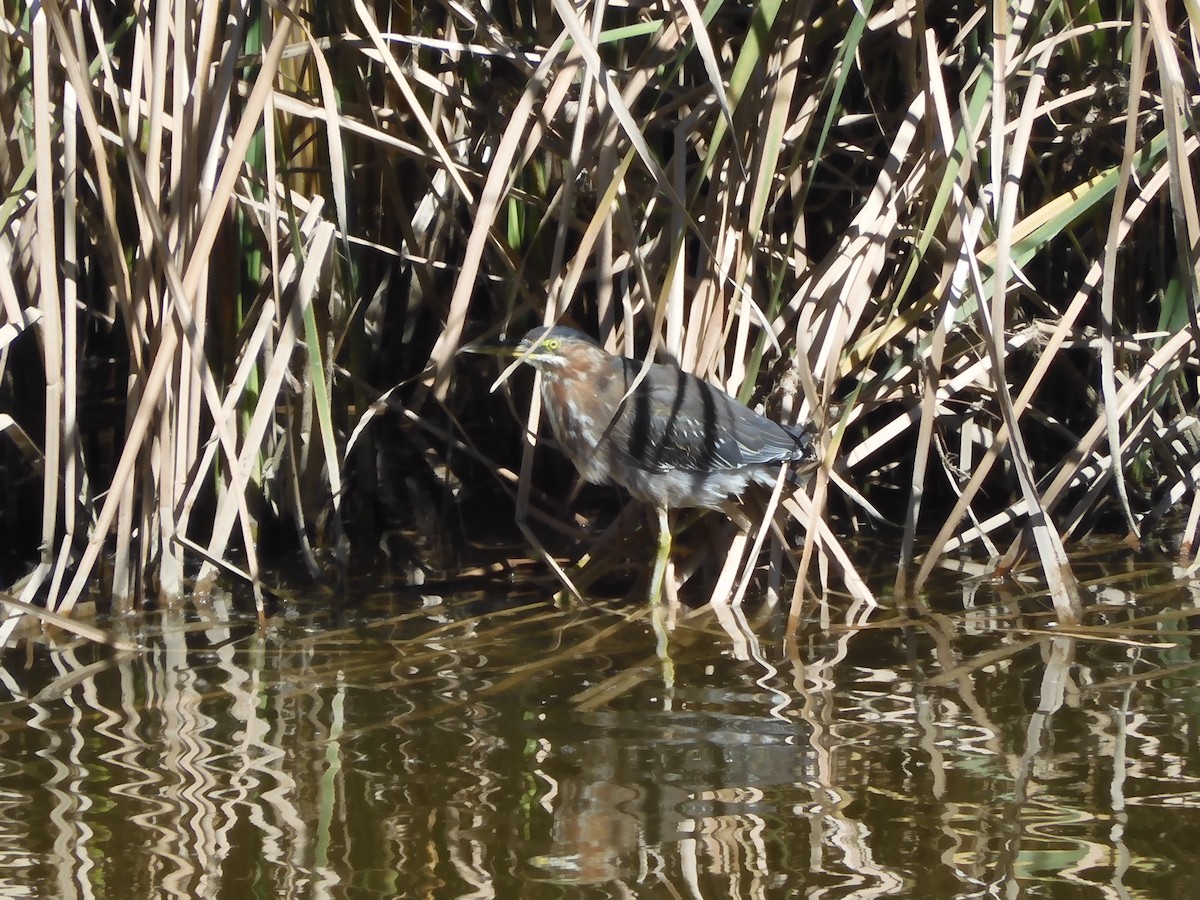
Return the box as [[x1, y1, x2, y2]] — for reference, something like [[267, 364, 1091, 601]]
[[0, 0, 1197, 638]]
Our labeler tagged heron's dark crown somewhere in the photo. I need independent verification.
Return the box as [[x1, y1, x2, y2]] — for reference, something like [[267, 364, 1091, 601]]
[[520, 325, 600, 348], [515, 326, 605, 370]]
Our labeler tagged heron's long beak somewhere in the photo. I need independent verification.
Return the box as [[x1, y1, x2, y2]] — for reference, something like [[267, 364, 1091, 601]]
[[460, 338, 534, 392], [460, 339, 522, 357]]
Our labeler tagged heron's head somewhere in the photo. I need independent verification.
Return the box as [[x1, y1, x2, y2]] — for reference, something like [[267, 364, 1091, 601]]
[[463, 325, 603, 372], [512, 326, 603, 370]]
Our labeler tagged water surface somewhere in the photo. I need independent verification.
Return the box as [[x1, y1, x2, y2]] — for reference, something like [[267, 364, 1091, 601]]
[[2, 546, 1199, 898]]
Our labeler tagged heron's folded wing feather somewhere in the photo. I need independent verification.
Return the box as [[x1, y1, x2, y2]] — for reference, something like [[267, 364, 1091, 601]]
[[610, 363, 808, 472]]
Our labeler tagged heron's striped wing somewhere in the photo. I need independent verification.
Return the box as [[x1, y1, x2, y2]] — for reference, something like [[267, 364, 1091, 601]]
[[610, 362, 810, 473]]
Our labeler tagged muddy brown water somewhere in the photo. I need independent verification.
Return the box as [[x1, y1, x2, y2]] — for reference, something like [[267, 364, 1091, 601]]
[[1, 544, 1198, 898]]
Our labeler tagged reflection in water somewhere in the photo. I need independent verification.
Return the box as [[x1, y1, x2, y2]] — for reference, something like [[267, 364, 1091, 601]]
[[0, 551, 1198, 897], [533, 701, 815, 889]]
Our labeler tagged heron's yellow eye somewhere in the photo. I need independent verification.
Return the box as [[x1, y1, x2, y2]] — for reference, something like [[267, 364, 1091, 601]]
[[544, 338, 560, 351]]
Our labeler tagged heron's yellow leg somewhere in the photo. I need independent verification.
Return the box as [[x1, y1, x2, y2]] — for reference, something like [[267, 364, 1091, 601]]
[[648, 505, 675, 694]]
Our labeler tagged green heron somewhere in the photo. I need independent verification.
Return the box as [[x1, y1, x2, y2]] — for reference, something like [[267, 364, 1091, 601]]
[[468, 325, 816, 606]]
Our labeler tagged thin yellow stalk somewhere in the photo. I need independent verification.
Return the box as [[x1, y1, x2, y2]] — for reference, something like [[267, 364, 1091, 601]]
[[1099, 0, 1148, 538], [44, 74, 82, 614], [667, 124, 687, 365], [31, 9, 63, 593], [169, 0, 220, 596], [156, 0, 187, 596]]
